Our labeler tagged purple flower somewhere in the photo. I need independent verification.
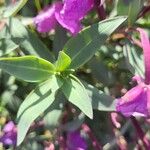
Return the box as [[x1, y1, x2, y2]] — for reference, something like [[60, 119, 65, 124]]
[[67, 130, 87, 150], [0, 121, 17, 146], [55, 0, 94, 34], [116, 76, 150, 117], [34, 2, 63, 33], [116, 28, 150, 117], [34, 0, 94, 35]]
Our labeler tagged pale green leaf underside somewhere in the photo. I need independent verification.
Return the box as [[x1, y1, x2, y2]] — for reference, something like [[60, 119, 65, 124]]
[[0, 39, 18, 56], [61, 76, 93, 119], [0, 18, 54, 61], [84, 82, 116, 111], [55, 51, 71, 72], [63, 16, 127, 69], [3, 0, 28, 17], [0, 56, 55, 82], [17, 75, 63, 146]]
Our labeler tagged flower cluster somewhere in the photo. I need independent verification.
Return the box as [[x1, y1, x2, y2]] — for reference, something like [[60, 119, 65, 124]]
[[34, 0, 94, 35], [116, 28, 150, 117], [67, 130, 87, 150], [0, 121, 17, 147]]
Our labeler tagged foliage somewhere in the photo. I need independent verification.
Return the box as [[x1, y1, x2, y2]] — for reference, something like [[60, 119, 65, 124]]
[[0, 0, 149, 149]]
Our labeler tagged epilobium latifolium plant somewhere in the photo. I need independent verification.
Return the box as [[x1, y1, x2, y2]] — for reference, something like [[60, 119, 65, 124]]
[[0, 0, 150, 149]]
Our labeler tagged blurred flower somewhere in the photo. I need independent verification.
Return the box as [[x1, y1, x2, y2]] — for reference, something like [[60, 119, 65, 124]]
[[116, 28, 150, 117], [0, 121, 17, 146], [111, 112, 121, 128], [55, 0, 94, 34], [34, 0, 94, 35], [34, 2, 62, 33], [67, 130, 87, 150], [44, 143, 55, 150], [116, 76, 149, 117]]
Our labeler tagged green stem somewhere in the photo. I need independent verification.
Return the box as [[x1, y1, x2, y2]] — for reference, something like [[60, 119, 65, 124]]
[[35, 0, 41, 12]]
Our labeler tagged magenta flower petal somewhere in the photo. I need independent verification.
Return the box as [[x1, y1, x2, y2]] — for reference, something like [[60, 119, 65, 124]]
[[34, 2, 63, 33], [116, 85, 148, 117], [111, 112, 121, 128], [55, 0, 94, 34], [100, 0, 105, 5], [0, 131, 17, 146], [116, 29, 150, 118], [3, 121, 15, 133], [137, 28, 150, 84], [55, 11, 82, 35], [67, 130, 87, 150], [146, 88, 150, 114], [62, 0, 94, 20], [0, 121, 17, 146]]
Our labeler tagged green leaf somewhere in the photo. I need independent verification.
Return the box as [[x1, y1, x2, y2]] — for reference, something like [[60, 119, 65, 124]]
[[61, 113, 85, 131], [53, 25, 68, 56], [44, 110, 62, 129], [0, 18, 54, 62], [88, 57, 115, 86], [123, 42, 144, 77], [63, 16, 127, 69], [83, 82, 116, 111], [0, 39, 18, 56], [17, 75, 63, 146], [117, 0, 142, 26], [3, 0, 28, 17], [0, 56, 55, 82], [55, 51, 71, 72], [43, 91, 66, 130], [61, 75, 93, 119]]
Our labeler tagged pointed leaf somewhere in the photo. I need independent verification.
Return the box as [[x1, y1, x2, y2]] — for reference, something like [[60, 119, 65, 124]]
[[55, 51, 71, 72], [0, 18, 54, 62], [43, 91, 66, 130], [88, 57, 115, 85], [0, 39, 18, 56], [63, 16, 127, 69], [117, 0, 142, 26], [3, 0, 28, 17], [53, 25, 68, 55], [17, 75, 63, 146], [0, 56, 55, 82], [123, 42, 144, 77], [61, 76, 93, 119], [61, 113, 85, 131], [83, 82, 116, 111]]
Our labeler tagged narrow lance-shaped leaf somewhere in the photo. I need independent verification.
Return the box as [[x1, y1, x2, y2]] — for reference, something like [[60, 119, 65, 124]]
[[0, 56, 55, 82], [123, 41, 144, 77], [63, 16, 127, 69], [88, 57, 115, 85], [53, 25, 68, 56], [62, 113, 85, 131], [117, 0, 142, 26], [1, 18, 54, 62], [3, 0, 28, 17], [0, 39, 18, 56], [61, 75, 93, 119], [83, 82, 116, 111], [17, 75, 64, 146], [55, 51, 71, 72]]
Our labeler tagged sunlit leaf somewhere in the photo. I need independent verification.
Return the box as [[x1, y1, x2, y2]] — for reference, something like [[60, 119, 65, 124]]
[[63, 16, 127, 69], [55, 51, 71, 72], [17, 75, 63, 146], [83, 82, 116, 111], [61, 75, 93, 119], [0, 56, 55, 82], [3, 0, 28, 17]]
